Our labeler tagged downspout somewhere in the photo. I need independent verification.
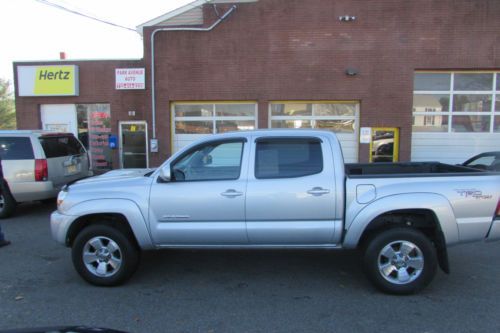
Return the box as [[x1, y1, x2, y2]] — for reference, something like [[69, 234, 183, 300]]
[[149, 5, 238, 141]]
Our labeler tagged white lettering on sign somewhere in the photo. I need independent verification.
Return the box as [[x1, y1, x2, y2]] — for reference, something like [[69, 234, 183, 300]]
[[115, 68, 145, 90]]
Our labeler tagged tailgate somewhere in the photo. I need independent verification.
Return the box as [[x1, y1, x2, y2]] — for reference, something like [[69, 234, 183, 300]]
[[39, 135, 89, 188]]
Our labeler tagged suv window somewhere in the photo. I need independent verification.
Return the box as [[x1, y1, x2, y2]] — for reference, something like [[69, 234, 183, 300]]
[[172, 141, 244, 181], [0, 137, 35, 160], [255, 138, 323, 179], [39, 135, 86, 158]]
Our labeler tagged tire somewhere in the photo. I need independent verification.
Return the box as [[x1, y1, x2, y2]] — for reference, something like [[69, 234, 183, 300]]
[[363, 228, 437, 295], [0, 182, 16, 219], [72, 224, 140, 286]]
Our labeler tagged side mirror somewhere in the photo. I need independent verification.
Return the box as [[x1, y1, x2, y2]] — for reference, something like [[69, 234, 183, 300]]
[[159, 165, 171, 182], [203, 154, 213, 165]]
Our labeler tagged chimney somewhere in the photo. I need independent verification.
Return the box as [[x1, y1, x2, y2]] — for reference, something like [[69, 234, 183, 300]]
[[59, 52, 66, 60]]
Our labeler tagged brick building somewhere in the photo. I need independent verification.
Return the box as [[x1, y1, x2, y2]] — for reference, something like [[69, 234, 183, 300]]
[[13, 0, 500, 171]]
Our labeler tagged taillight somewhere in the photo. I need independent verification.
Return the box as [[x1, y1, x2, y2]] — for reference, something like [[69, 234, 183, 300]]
[[35, 159, 48, 181], [496, 200, 500, 217]]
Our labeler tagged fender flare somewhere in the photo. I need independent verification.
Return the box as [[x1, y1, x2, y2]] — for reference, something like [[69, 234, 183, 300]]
[[66, 198, 154, 250], [343, 193, 459, 249]]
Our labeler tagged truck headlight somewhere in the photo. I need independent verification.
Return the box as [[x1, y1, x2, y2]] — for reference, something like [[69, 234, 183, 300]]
[[57, 190, 68, 211]]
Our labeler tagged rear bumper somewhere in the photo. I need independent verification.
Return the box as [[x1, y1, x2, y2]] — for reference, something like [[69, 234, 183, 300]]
[[9, 181, 58, 202], [51, 210, 78, 246], [486, 219, 500, 242]]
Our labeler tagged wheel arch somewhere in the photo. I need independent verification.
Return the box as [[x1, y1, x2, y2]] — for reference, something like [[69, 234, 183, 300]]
[[344, 193, 459, 273], [63, 199, 154, 250]]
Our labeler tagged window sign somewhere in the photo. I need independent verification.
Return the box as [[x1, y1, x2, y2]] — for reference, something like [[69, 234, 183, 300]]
[[360, 127, 372, 144], [115, 68, 145, 90], [77, 104, 113, 172]]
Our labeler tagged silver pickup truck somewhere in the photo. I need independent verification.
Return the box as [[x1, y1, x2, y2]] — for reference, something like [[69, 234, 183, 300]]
[[51, 130, 500, 294]]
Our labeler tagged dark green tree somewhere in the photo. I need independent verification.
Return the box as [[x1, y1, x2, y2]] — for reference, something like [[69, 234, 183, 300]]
[[0, 78, 16, 129]]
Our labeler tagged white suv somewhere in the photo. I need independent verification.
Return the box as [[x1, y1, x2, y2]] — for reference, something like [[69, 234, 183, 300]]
[[0, 130, 91, 218]]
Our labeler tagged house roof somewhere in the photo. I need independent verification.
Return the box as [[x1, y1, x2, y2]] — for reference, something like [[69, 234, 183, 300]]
[[136, 0, 258, 35]]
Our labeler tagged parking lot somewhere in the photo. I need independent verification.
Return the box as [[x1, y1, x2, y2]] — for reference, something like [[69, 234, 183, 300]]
[[0, 202, 499, 333]]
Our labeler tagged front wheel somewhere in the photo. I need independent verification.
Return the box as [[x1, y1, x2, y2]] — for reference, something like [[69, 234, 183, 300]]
[[363, 228, 437, 295], [72, 225, 140, 286]]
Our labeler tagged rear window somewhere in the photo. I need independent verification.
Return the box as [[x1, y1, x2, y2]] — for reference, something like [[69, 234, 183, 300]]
[[0, 137, 35, 160], [255, 138, 323, 179], [39, 136, 86, 158]]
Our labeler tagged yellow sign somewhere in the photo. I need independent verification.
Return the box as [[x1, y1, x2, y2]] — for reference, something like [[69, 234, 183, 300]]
[[17, 65, 79, 96], [34, 66, 76, 95]]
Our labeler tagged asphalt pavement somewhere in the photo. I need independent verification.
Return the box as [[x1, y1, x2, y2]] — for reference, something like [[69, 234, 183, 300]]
[[0, 202, 499, 333]]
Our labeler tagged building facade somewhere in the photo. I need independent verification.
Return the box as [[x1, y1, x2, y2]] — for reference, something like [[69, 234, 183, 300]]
[[13, 0, 500, 171]]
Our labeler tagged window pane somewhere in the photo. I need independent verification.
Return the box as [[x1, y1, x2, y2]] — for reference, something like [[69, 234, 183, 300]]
[[496, 95, 500, 111], [174, 104, 213, 117], [216, 120, 255, 133], [454, 73, 493, 91], [270, 103, 312, 116], [172, 141, 243, 181], [495, 117, 500, 132], [39, 136, 86, 158], [452, 116, 491, 132], [414, 73, 451, 91], [271, 120, 312, 129], [453, 95, 492, 112], [315, 104, 356, 116], [175, 121, 212, 134], [466, 155, 496, 167], [85, 104, 112, 171], [216, 104, 255, 117], [0, 137, 34, 160], [412, 94, 449, 112], [316, 120, 355, 133], [255, 139, 323, 179], [412, 115, 449, 132]]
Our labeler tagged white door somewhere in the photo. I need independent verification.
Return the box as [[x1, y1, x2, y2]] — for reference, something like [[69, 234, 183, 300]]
[[40, 104, 78, 136]]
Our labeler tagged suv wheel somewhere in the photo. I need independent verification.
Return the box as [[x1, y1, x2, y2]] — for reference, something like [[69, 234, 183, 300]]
[[363, 228, 437, 295], [0, 182, 16, 219], [72, 225, 140, 286]]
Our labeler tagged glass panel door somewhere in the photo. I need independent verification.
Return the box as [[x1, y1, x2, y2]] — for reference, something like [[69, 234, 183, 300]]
[[370, 128, 399, 163], [120, 122, 148, 168]]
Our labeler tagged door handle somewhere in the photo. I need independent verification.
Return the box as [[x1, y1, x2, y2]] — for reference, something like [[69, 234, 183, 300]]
[[221, 189, 243, 198], [307, 187, 330, 196]]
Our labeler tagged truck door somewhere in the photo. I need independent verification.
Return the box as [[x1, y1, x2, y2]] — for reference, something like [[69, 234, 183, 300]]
[[149, 138, 249, 245], [246, 136, 337, 244]]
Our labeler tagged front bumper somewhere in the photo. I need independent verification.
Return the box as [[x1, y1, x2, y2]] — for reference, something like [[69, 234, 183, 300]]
[[50, 211, 78, 246], [486, 219, 500, 242]]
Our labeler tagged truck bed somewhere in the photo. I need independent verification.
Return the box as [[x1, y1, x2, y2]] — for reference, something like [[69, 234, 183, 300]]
[[345, 162, 485, 177]]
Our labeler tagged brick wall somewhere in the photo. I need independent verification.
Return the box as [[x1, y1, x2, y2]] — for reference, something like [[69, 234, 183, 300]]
[[15, 0, 500, 166]]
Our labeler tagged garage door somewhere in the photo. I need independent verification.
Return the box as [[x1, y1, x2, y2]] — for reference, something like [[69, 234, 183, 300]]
[[412, 72, 500, 164], [172, 102, 257, 152], [269, 101, 360, 162]]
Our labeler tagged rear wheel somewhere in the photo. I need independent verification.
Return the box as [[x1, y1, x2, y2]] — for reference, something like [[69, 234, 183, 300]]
[[72, 224, 139, 286], [363, 228, 437, 295], [0, 182, 16, 219]]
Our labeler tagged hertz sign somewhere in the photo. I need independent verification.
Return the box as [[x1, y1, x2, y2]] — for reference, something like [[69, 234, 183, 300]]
[[17, 65, 79, 96]]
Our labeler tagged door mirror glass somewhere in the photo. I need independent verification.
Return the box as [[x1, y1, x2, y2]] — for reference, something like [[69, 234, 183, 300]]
[[159, 165, 171, 182]]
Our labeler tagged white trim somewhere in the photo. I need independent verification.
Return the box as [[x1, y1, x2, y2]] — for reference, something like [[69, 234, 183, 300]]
[[136, 0, 259, 35]]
